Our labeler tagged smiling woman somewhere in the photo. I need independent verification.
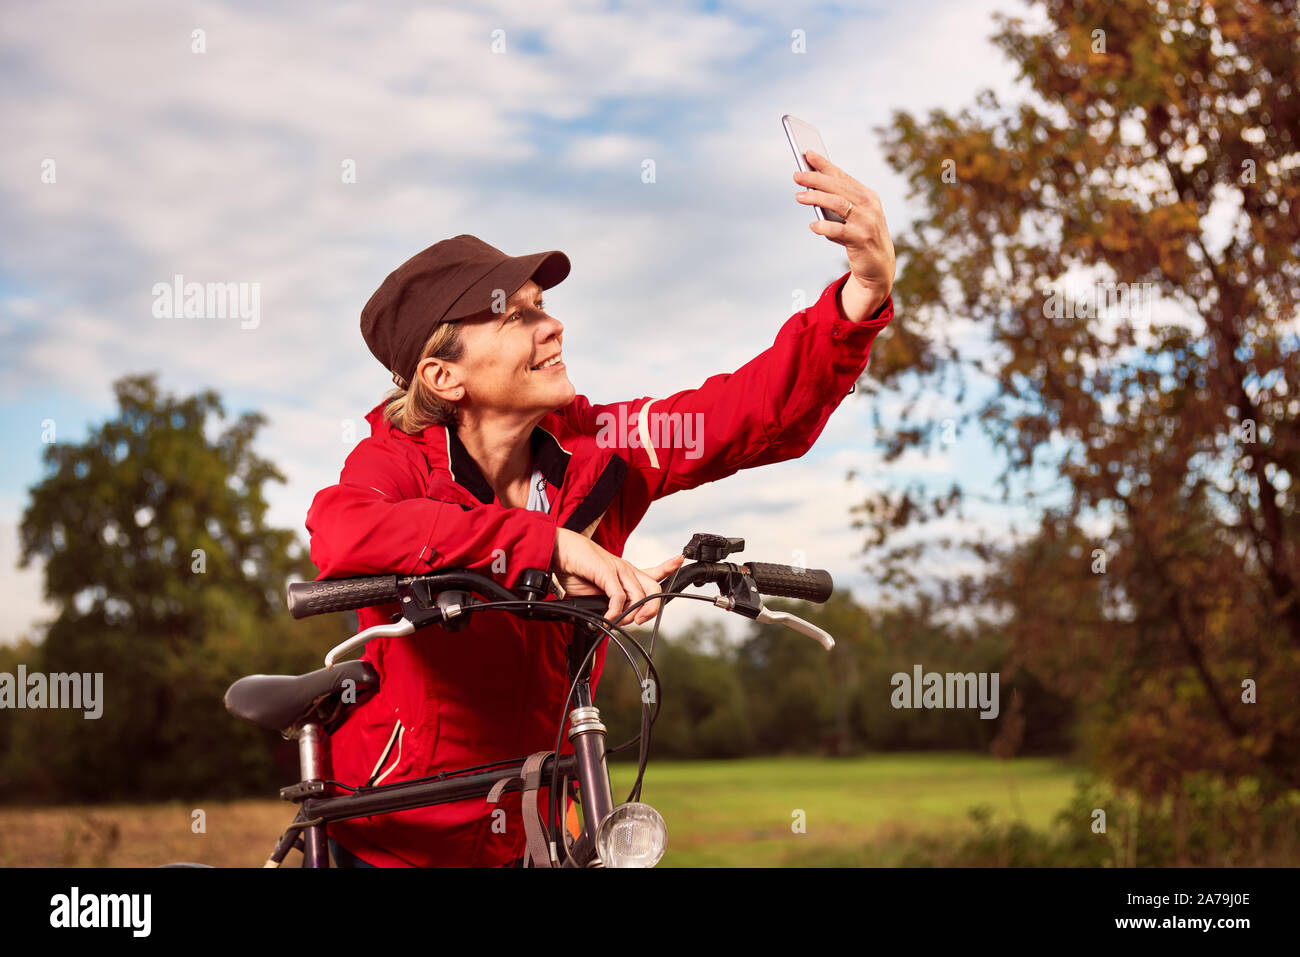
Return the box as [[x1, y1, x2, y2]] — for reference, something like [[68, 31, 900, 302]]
[[307, 229, 896, 866], [382, 287, 557, 435], [380, 278, 574, 487], [412, 277, 575, 436]]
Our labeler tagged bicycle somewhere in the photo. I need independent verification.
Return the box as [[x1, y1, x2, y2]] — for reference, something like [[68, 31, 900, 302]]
[[220, 532, 837, 868]]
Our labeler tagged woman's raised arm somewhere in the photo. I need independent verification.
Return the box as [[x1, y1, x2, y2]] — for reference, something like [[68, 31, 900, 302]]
[[564, 270, 893, 501]]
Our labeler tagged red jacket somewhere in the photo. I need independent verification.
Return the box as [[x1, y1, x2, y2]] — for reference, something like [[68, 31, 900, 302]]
[[305, 270, 893, 866]]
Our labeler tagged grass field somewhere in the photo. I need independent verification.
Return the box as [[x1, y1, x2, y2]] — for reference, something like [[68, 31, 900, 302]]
[[613, 752, 1078, 866], [0, 752, 1080, 867]]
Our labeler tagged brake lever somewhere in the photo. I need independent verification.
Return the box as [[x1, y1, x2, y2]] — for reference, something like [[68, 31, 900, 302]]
[[754, 606, 835, 651], [701, 565, 834, 649], [324, 619, 416, 667]]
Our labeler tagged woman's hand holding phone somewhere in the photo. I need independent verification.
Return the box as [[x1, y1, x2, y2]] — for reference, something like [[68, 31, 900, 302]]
[[793, 149, 896, 320]]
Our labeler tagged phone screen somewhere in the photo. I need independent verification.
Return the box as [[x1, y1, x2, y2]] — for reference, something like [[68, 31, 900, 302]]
[[782, 114, 846, 224]]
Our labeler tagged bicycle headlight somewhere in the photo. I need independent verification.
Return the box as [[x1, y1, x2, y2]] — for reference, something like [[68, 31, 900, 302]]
[[595, 803, 667, 868]]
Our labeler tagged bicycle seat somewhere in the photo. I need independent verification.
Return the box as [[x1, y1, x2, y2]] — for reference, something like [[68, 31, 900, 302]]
[[224, 660, 379, 732]]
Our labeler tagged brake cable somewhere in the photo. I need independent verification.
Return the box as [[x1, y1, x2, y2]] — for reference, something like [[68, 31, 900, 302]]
[[439, 596, 658, 862], [544, 584, 718, 856]]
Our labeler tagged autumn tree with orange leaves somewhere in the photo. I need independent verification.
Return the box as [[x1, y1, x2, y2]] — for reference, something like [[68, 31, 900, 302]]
[[861, 0, 1300, 806]]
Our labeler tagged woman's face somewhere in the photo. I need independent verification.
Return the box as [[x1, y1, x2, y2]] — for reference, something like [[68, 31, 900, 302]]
[[436, 279, 575, 420]]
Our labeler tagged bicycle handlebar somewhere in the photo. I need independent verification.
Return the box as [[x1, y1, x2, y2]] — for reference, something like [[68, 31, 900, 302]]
[[303, 543, 839, 666], [745, 563, 833, 603], [286, 574, 401, 619], [287, 556, 833, 621]]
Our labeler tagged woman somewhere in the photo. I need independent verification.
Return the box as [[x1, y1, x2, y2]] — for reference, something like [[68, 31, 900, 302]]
[[306, 150, 895, 866]]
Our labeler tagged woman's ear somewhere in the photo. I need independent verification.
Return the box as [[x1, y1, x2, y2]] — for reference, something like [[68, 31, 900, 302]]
[[418, 357, 464, 403]]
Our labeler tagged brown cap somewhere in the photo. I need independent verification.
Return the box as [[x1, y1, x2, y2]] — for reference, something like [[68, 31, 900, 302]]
[[360, 234, 571, 388]]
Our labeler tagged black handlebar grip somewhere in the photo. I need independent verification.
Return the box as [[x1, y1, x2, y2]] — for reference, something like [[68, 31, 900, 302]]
[[746, 563, 834, 603], [286, 575, 401, 619]]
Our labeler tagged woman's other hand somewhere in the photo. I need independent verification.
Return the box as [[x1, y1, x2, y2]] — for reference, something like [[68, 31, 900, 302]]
[[553, 527, 686, 625]]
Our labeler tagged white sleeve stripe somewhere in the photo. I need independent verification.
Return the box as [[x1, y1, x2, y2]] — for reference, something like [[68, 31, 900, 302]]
[[637, 399, 660, 470]]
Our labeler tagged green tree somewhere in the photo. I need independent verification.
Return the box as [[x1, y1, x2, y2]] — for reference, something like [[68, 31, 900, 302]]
[[736, 592, 871, 755], [7, 373, 345, 800]]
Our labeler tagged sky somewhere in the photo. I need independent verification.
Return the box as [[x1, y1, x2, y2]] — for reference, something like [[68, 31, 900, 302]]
[[0, 0, 1045, 647]]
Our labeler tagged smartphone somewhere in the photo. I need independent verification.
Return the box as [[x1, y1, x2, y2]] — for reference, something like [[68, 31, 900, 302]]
[[782, 114, 846, 224]]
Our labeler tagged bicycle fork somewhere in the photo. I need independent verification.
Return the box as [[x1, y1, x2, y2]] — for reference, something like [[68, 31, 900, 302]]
[[560, 619, 615, 866], [558, 621, 668, 868], [564, 680, 614, 865]]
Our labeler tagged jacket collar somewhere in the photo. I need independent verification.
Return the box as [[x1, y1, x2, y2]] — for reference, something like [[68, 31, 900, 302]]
[[363, 400, 627, 533], [444, 422, 571, 505]]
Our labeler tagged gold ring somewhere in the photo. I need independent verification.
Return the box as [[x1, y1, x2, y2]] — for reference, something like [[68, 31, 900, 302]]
[[844, 201, 854, 218]]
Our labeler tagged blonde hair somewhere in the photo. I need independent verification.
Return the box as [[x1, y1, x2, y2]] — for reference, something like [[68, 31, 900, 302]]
[[382, 321, 466, 434]]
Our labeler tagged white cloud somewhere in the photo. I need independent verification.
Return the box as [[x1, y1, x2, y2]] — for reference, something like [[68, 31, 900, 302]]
[[2, 0, 1032, 644], [560, 134, 661, 171]]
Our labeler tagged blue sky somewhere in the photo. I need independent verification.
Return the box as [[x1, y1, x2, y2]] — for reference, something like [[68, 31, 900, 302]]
[[0, 0, 1044, 645]]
